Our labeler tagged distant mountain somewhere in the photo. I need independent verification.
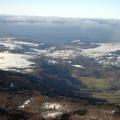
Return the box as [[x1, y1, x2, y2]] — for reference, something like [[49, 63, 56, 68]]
[[0, 15, 120, 43], [0, 15, 119, 23]]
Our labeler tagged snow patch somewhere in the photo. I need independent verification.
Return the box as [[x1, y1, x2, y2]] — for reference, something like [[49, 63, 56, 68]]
[[48, 60, 58, 64], [42, 102, 63, 118], [72, 65, 85, 69], [19, 98, 33, 109], [43, 103, 63, 110], [71, 40, 81, 43], [42, 111, 63, 118]]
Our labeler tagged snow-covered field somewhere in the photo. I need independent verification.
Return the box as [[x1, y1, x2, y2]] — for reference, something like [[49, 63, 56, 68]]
[[82, 43, 120, 67], [0, 37, 39, 50], [0, 52, 34, 72], [0, 37, 36, 72], [83, 43, 120, 58], [1, 37, 120, 73], [45, 42, 120, 67], [46, 49, 82, 59]]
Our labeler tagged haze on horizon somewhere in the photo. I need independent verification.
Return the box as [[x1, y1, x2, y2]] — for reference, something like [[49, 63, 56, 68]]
[[0, 0, 119, 19]]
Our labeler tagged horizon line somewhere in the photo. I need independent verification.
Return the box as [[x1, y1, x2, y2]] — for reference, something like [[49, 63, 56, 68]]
[[0, 14, 120, 20]]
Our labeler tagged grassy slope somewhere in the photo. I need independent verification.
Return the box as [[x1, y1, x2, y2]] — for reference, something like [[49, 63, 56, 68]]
[[92, 93, 120, 105], [79, 77, 111, 90]]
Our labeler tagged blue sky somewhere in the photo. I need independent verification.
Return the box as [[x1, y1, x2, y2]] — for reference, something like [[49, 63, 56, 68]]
[[0, 0, 119, 19]]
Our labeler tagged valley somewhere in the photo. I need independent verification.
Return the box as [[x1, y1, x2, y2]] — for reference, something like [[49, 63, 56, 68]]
[[0, 37, 120, 119]]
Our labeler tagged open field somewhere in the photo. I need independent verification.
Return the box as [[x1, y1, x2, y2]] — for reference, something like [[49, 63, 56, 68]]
[[79, 77, 111, 90]]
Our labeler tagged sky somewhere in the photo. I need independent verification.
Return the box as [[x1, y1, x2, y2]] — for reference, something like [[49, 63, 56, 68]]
[[0, 0, 119, 19]]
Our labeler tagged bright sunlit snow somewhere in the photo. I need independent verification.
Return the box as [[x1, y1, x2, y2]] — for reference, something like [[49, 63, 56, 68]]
[[84, 43, 120, 58], [0, 37, 39, 50], [0, 52, 34, 72]]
